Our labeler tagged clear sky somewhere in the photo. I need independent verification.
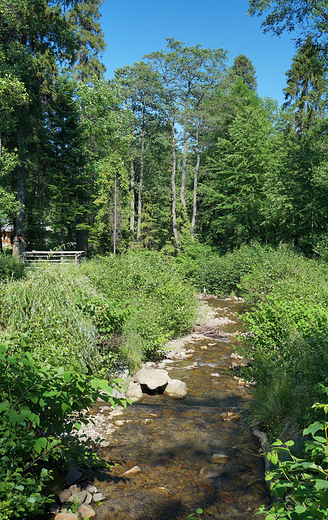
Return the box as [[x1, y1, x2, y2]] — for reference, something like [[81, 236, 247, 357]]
[[99, 0, 296, 107]]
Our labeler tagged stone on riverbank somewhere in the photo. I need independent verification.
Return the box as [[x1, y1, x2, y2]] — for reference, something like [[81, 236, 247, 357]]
[[65, 467, 82, 485], [126, 382, 143, 402], [134, 368, 169, 393], [78, 504, 96, 518], [211, 453, 230, 464], [164, 379, 187, 398], [54, 514, 78, 520], [123, 465, 142, 476]]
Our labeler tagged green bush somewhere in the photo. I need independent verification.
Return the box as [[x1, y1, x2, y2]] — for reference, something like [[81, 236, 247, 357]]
[[81, 251, 197, 364], [175, 241, 275, 296], [0, 338, 127, 519], [257, 386, 328, 519], [234, 247, 328, 437]]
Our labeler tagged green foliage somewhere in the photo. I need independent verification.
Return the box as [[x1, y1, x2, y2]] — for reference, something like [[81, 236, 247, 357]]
[[175, 241, 272, 296], [257, 392, 328, 519], [186, 508, 203, 519], [81, 251, 198, 366], [0, 265, 101, 371], [0, 338, 126, 519], [232, 245, 328, 437]]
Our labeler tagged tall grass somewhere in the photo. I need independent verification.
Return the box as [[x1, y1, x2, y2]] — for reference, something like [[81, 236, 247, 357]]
[[0, 264, 100, 371], [0, 251, 198, 373], [0, 254, 25, 282]]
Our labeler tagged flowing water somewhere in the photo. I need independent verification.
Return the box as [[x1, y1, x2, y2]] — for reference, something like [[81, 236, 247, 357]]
[[85, 298, 269, 520]]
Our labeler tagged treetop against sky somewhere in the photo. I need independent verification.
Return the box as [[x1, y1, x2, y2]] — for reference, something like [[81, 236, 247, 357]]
[[99, 0, 296, 106]]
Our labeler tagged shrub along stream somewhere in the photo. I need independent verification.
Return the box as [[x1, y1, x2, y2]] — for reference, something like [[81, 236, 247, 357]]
[[0, 251, 197, 519], [175, 241, 328, 519], [2, 243, 328, 518]]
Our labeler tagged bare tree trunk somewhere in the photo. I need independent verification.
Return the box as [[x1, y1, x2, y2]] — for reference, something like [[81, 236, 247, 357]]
[[191, 119, 200, 239], [113, 171, 117, 255], [180, 115, 188, 209], [130, 159, 135, 249], [76, 226, 84, 251], [0, 125, 2, 252], [171, 120, 180, 251], [137, 111, 145, 241]]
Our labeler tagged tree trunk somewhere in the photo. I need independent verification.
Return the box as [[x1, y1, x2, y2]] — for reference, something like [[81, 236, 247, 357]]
[[137, 102, 146, 241], [180, 114, 188, 209], [171, 120, 180, 251], [113, 170, 117, 255], [130, 159, 135, 249], [16, 129, 25, 235], [76, 227, 84, 251], [191, 119, 200, 239]]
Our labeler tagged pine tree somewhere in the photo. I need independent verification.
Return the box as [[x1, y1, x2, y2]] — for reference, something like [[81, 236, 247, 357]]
[[232, 54, 258, 90], [67, 0, 106, 81], [283, 37, 326, 133]]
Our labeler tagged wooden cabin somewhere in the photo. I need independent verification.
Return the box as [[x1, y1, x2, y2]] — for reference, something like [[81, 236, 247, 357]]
[[1, 223, 14, 247]]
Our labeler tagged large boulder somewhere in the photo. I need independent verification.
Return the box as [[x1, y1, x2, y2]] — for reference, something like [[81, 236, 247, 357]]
[[164, 379, 187, 398], [134, 368, 169, 394]]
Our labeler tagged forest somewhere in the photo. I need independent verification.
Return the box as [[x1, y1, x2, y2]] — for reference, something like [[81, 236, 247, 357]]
[[2, 0, 328, 519], [1, 0, 328, 256]]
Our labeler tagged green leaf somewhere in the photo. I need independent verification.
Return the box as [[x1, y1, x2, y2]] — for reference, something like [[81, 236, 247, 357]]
[[0, 400, 9, 412], [62, 402, 69, 413], [91, 378, 100, 389], [64, 371, 72, 383], [315, 480, 328, 490]]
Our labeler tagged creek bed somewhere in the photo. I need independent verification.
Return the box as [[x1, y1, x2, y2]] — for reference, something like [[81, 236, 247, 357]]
[[87, 298, 269, 520]]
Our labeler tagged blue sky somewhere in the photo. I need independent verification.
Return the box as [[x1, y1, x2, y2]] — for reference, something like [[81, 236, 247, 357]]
[[99, 0, 296, 107]]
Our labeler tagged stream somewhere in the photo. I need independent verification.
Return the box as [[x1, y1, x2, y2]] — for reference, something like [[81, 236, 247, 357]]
[[78, 298, 270, 520]]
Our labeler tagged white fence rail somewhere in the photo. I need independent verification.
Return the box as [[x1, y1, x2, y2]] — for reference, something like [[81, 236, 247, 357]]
[[22, 251, 85, 266]]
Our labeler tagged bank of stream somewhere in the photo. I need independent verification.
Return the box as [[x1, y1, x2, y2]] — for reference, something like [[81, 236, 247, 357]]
[[52, 298, 270, 520]]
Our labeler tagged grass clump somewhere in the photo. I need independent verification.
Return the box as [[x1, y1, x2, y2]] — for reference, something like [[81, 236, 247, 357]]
[[0, 254, 25, 282], [0, 264, 101, 372]]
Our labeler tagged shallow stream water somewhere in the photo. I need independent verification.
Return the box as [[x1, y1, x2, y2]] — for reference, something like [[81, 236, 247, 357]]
[[83, 298, 269, 520]]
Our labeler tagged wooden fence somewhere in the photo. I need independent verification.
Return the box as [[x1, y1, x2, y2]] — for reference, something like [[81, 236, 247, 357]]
[[22, 251, 85, 266]]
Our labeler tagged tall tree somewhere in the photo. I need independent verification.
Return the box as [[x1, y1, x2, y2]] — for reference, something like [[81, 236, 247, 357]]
[[283, 37, 327, 133], [114, 61, 163, 247], [67, 0, 106, 81], [144, 39, 228, 248], [247, 0, 328, 40], [232, 54, 258, 90], [200, 92, 285, 248], [66, 0, 106, 250], [0, 0, 76, 238]]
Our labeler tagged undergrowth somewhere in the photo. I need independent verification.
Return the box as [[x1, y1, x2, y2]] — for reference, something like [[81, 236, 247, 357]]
[[0, 250, 197, 518]]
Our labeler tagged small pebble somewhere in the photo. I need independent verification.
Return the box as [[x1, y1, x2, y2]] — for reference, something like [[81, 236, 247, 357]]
[[123, 465, 142, 476], [85, 485, 97, 494], [78, 504, 96, 518], [93, 492, 106, 502]]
